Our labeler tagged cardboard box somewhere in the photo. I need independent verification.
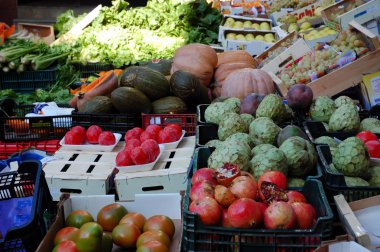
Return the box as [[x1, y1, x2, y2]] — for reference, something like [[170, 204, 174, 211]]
[[36, 193, 182, 252], [270, 1, 323, 26], [362, 18, 380, 36], [115, 136, 194, 201], [17, 23, 55, 45], [301, 26, 338, 48], [315, 236, 372, 252], [218, 14, 273, 42], [321, 0, 380, 30], [222, 29, 278, 56], [361, 71, 380, 110], [334, 194, 380, 250]]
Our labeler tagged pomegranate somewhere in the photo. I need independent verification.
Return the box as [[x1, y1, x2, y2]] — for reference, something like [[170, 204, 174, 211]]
[[291, 202, 315, 229], [257, 202, 268, 216], [259, 181, 288, 204], [258, 171, 287, 190], [227, 198, 262, 228], [221, 208, 233, 228], [286, 191, 307, 204], [192, 168, 217, 186], [190, 181, 215, 201], [214, 185, 236, 207], [264, 201, 296, 230], [229, 176, 257, 199], [215, 163, 241, 186], [189, 197, 222, 226]]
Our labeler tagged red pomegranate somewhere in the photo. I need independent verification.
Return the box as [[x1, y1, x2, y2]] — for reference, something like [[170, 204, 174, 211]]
[[214, 185, 236, 207], [227, 198, 262, 228], [259, 181, 288, 204], [192, 168, 217, 186], [221, 208, 233, 228], [258, 171, 287, 190], [189, 197, 222, 226], [291, 202, 316, 229], [264, 201, 296, 230], [190, 181, 214, 201], [215, 163, 241, 187], [286, 191, 307, 204], [257, 202, 268, 216], [229, 176, 257, 199]]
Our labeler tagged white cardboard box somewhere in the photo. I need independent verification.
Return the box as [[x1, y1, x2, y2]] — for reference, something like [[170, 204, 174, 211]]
[[334, 194, 380, 251], [36, 193, 182, 252], [270, 1, 323, 26]]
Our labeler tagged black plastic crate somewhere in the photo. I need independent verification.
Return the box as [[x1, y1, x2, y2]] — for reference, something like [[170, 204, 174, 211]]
[[197, 104, 211, 125], [0, 160, 54, 252], [192, 147, 322, 189], [0, 104, 72, 142], [183, 149, 334, 251], [316, 145, 380, 202], [0, 66, 58, 93], [72, 63, 114, 78], [195, 124, 218, 148], [71, 111, 142, 137]]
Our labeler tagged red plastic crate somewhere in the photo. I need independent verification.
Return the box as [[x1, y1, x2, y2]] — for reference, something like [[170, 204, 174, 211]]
[[0, 139, 61, 159], [141, 113, 196, 136]]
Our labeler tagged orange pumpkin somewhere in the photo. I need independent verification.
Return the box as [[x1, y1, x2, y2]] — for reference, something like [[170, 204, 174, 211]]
[[212, 62, 256, 98], [216, 51, 256, 68], [171, 43, 218, 87], [220, 68, 275, 100]]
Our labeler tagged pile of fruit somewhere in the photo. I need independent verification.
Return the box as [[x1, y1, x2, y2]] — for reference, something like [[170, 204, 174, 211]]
[[223, 17, 271, 30], [115, 124, 183, 166], [301, 26, 338, 41], [189, 167, 317, 230], [64, 125, 116, 146], [203, 95, 316, 186], [53, 203, 175, 252], [268, 0, 315, 14], [225, 32, 277, 43], [278, 29, 368, 87], [327, 0, 366, 22]]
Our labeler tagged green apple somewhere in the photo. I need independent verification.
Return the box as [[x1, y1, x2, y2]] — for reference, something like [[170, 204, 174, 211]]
[[255, 35, 265, 41], [288, 23, 299, 33], [259, 22, 271, 30], [327, 29, 337, 35], [245, 33, 255, 41], [300, 22, 312, 30], [251, 23, 260, 30], [236, 34, 247, 41], [243, 20, 252, 29], [233, 21, 244, 29], [264, 33, 275, 43], [224, 17, 235, 27], [226, 33, 237, 40]]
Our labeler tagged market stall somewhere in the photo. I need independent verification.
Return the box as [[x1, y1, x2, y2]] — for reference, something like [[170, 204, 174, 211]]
[[1, 0, 380, 251]]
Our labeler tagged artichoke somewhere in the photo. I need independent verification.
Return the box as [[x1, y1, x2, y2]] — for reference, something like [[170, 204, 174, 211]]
[[205, 139, 223, 149], [360, 118, 380, 132], [332, 137, 370, 177], [314, 136, 338, 148], [310, 96, 336, 123], [334, 96, 354, 108], [204, 102, 239, 125], [224, 97, 241, 109], [225, 132, 254, 148], [240, 113, 255, 130], [250, 148, 288, 180], [255, 94, 286, 124], [279, 136, 317, 177], [329, 104, 360, 132], [251, 144, 277, 157], [344, 176, 369, 186], [369, 165, 380, 186], [208, 141, 251, 171], [249, 117, 281, 146], [287, 177, 305, 187], [218, 113, 248, 140]]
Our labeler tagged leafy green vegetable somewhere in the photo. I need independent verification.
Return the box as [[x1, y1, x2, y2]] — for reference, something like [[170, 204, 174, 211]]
[[54, 10, 88, 37]]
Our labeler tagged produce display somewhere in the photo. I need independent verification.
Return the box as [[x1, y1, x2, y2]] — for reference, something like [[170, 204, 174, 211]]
[[222, 17, 271, 30], [225, 31, 277, 43], [326, 0, 367, 22], [189, 167, 317, 229], [53, 203, 175, 251], [278, 29, 369, 88], [52, 0, 222, 67], [64, 125, 116, 146], [301, 26, 338, 41]]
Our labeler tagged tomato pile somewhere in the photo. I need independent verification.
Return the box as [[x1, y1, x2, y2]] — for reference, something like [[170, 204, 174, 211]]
[[189, 165, 317, 230], [64, 125, 116, 146], [116, 124, 183, 166], [356, 131, 380, 158], [53, 203, 175, 252]]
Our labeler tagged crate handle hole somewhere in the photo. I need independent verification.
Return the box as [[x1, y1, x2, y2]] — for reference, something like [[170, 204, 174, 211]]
[[164, 161, 172, 169], [60, 188, 82, 194], [86, 165, 95, 173], [68, 154, 79, 161], [94, 154, 102, 162], [142, 185, 164, 192], [168, 152, 175, 159], [60, 164, 71, 172]]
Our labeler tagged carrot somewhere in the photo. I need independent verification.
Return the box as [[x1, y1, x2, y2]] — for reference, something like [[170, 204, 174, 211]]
[[113, 69, 123, 76], [80, 70, 113, 93]]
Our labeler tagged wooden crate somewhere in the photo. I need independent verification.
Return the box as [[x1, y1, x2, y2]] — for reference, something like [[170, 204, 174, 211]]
[[115, 137, 195, 201], [272, 21, 380, 97], [43, 151, 117, 201]]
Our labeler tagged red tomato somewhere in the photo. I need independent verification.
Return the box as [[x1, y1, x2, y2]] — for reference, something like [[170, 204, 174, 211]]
[[365, 140, 380, 158], [157, 130, 177, 144], [163, 126, 182, 141], [65, 131, 84, 145], [54, 227, 79, 246], [140, 131, 157, 142], [165, 124, 182, 137], [141, 139, 160, 162], [71, 126, 86, 136], [356, 131, 378, 143], [145, 125, 162, 136], [52, 240, 78, 252], [86, 125, 103, 144], [116, 150, 133, 166], [125, 138, 141, 149], [98, 131, 116, 146], [130, 147, 150, 165], [125, 127, 144, 142]]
